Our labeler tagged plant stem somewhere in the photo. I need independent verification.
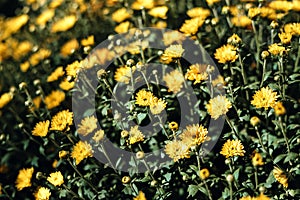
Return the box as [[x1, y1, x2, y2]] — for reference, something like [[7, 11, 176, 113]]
[[294, 37, 300, 70], [254, 166, 258, 189], [278, 57, 286, 100], [229, 181, 233, 200], [101, 144, 117, 173], [63, 184, 85, 200], [238, 51, 249, 101], [278, 116, 290, 154], [225, 115, 239, 140], [260, 59, 267, 87]]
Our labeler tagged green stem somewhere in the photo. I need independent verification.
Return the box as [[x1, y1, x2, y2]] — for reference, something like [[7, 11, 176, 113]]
[[63, 184, 85, 200], [254, 167, 258, 189], [260, 59, 267, 87], [238, 51, 249, 101], [295, 37, 300, 70], [101, 144, 117, 173], [225, 115, 239, 140], [278, 116, 290, 154], [229, 181, 233, 200], [278, 57, 286, 100]]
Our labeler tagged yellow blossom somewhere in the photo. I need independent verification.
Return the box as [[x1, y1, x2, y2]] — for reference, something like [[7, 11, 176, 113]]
[[71, 141, 93, 165], [220, 139, 245, 158], [268, 0, 293, 12], [212, 75, 225, 87], [187, 7, 210, 19], [185, 63, 208, 84], [32, 120, 50, 137], [128, 126, 144, 144], [274, 102, 286, 116], [77, 116, 98, 136], [163, 70, 185, 94], [273, 167, 288, 188], [206, 0, 220, 6], [199, 168, 210, 180], [112, 8, 131, 23], [60, 39, 79, 57], [206, 95, 232, 119], [47, 171, 64, 186], [20, 61, 30, 72], [268, 43, 286, 56], [36, 9, 55, 26], [0, 93, 13, 109], [278, 32, 292, 44], [81, 35, 94, 46], [231, 16, 252, 27], [59, 150, 68, 159], [180, 17, 204, 36], [180, 124, 208, 147], [284, 23, 300, 35], [1, 14, 29, 40], [29, 48, 51, 67], [44, 90, 65, 109], [49, 0, 64, 8], [47, 67, 64, 82], [135, 89, 154, 106], [214, 44, 238, 64], [15, 167, 34, 191], [251, 87, 277, 109], [34, 187, 51, 200], [133, 191, 147, 200], [122, 176, 131, 184], [115, 21, 131, 34], [50, 110, 73, 131], [59, 79, 75, 91], [66, 60, 81, 78], [131, 0, 154, 10], [148, 6, 168, 19], [165, 140, 191, 162], [252, 152, 264, 166], [150, 98, 167, 115], [163, 31, 186, 46], [250, 116, 260, 127], [114, 65, 136, 84], [92, 129, 105, 142], [13, 41, 33, 60], [51, 15, 77, 33], [169, 122, 178, 131], [227, 33, 242, 45]]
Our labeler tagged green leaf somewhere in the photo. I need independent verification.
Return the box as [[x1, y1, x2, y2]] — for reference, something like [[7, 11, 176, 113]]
[[188, 184, 199, 197], [284, 152, 298, 163], [137, 113, 147, 124], [274, 154, 286, 163], [233, 168, 240, 181]]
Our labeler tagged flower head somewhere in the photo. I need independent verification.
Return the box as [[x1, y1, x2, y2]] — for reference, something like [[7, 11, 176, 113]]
[[250, 116, 260, 127], [32, 120, 50, 137], [169, 122, 178, 131], [180, 17, 204, 36], [163, 69, 185, 94], [47, 67, 64, 82], [150, 98, 167, 115], [165, 140, 191, 162], [185, 63, 208, 84], [60, 39, 79, 57], [220, 139, 245, 158], [214, 44, 238, 64], [0, 92, 13, 109], [135, 90, 154, 106], [199, 168, 210, 180], [81, 35, 94, 47], [278, 32, 292, 44], [59, 79, 75, 91], [71, 141, 93, 165], [128, 126, 144, 144], [206, 95, 232, 119], [274, 102, 286, 116], [92, 129, 105, 143], [148, 6, 168, 19], [66, 60, 81, 78], [251, 87, 277, 109], [114, 65, 135, 84], [115, 21, 131, 34], [15, 167, 34, 191], [112, 8, 131, 23], [50, 110, 73, 131], [180, 124, 208, 147], [161, 45, 184, 62], [187, 7, 210, 19], [51, 15, 77, 33], [252, 152, 264, 166], [133, 191, 147, 200], [77, 116, 98, 136], [273, 167, 288, 188], [44, 90, 65, 110], [34, 187, 51, 200], [122, 176, 131, 184], [268, 43, 286, 56], [47, 171, 64, 186]]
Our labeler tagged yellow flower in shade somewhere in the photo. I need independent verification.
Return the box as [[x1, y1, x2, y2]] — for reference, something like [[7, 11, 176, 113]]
[[169, 122, 178, 131], [112, 8, 131, 23], [115, 21, 131, 34], [250, 116, 260, 127], [128, 126, 144, 144], [278, 32, 292, 44], [36, 9, 55, 26], [114, 65, 136, 84], [185, 63, 208, 84], [59, 79, 75, 91], [162, 45, 184, 60], [81, 35, 94, 46], [44, 90, 65, 109], [251, 87, 277, 109], [66, 60, 81, 78], [59, 150, 68, 159], [51, 15, 77, 33], [50, 110, 73, 131], [133, 191, 147, 200], [60, 39, 79, 57], [220, 139, 245, 158], [71, 141, 93, 165], [47, 67, 64, 82], [52, 159, 58, 168], [15, 167, 34, 191], [180, 124, 208, 147], [77, 116, 98, 136], [231, 16, 252, 27], [268, 43, 286, 56], [163, 70, 185, 94], [284, 23, 300, 36], [126, 40, 149, 55], [92, 129, 105, 142], [214, 44, 238, 64], [34, 187, 51, 200], [187, 7, 210, 19], [29, 48, 51, 67], [162, 31, 186, 46], [32, 120, 50, 137], [273, 167, 288, 188], [20, 61, 30, 72], [227, 34, 242, 46], [153, 20, 167, 28], [212, 75, 225, 87], [1, 14, 29, 40], [148, 6, 168, 19], [248, 7, 261, 19], [135, 89, 154, 106], [150, 98, 167, 115], [199, 168, 210, 180], [180, 17, 204, 36], [165, 140, 191, 162], [206, 95, 232, 119], [274, 102, 286, 116], [47, 171, 64, 186], [252, 152, 264, 166], [131, 0, 154, 10], [0, 184, 2, 195], [0, 92, 13, 109], [206, 0, 220, 6], [122, 176, 131, 184], [13, 41, 33, 60]]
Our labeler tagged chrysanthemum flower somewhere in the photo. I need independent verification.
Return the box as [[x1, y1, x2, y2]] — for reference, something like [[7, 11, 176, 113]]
[[128, 126, 144, 144], [250, 116, 260, 127], [92, 129, 105, 143], [273, 102, 286, 116], [162, 31, 186, 46], [180, 124, 208, 147], [220, 139, 245, 158], [180, 17, 204, 36], [150, 98, 167, 115], [199, 168, 210, 180], [50, 110, 73, 131], [114, 65, 135, 84], [47, 67, 64, 82], [135, 89, 154, 106], [278, 32, 292, 44], [161, 45, 184, 61], [71, 141, 93, 165], [273, 167, 288, 188], [185, 63, 208, 84], [133, 191, 146, 200], [0, 92, 13, 109], [112, 8, 131, 23], [268, 43, 286, 56], [15, 167, 34, 191], [115, 21, 131, 34], [59, 79, 75, 91], [284, 23, 300, 35], [165, 140, 191, 162], [231, 15, 252, 27], [163, 69, 185, 94], [227, 34, 242, 45], [251, 87, 277, 109], [66, 60, 81, 78], [252, 152, 264, 166], [168, 122, 178, 131], [34, 187, 51, 200], [51, 15, 77, 33], [32, 120, 50, 137], [60, 39, 79, 57], [214, 44, 238, 64], [47, 171, 64, 186], [131, 0, 154, 10], [44, 90, 65, 110], [148, 6, 168, 19], [187, 7, 210, 19], [206, 95, 232, 119], [77, 116, 98, 136], [36, 9, 55, 27], [206, 0, 220, 6], [81, 35, 94, 47]]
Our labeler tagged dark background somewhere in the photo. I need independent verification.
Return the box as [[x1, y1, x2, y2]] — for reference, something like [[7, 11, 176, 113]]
[[0, 0, 20, 16]]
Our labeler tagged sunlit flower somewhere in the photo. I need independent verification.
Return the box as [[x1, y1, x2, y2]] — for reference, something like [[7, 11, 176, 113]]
[[71, 141, 93, 165], [50, 110, 73, 131], [231, 16, 252, 27], [148, 6, 168, 19], [36, 9, 55, 27], [51, 15, 77, 33], [121, 130, 129, 138], [284, 23, 300, 35], [169, 122, 178, 131], [252, 152, 264, 166], [180, 124, 208, 147], [163, 69, 185, 94], [273, 167, 288, 188], [274, 102, 286, 116], [77, 116, 98, 136], [250, 116, 260, 127], [47, 171, 64, 186], [206, 95, 232, 119], [248, 7, 261, 19], [47, 67, 64, 82], [112, 8, 131, 23], [165, 140, 191, 162], [15, 167, 34, 191], [0, 92, 13, 109], [92, 129, 105, 143], [34, 187, 51, 200], [256, 192, 271, 200], [115, 21, 131, 34], [44, 90, 65, 109], [162, 45, 184, 60], [1, 14, 29, 40], [131, 0, 154, 10], [278, 32, 292, 44], [251, 87, 277, 109], [214, 44, 238, 64], [185, 63, 208, 84], [220, 139, 245, 158], [32, 120, 50, 137], [153, 20, 167, 28], [59, 150, 68, 159], [66, 60, 81, 78], [81, 35, 94, 46], [128, 126, 144, 144], [187, 7, 210, 19], [20, 61, 30, 72], [133, 191, 147, 200], [268, 1, 293, 12], [126, 40, 149, 55], [59, 79, 75, 91], [150, 98, 167, 115], [60, 39, 79, 57], [239, 196, 252, 200], [122, 176, 131, 184], [199, 168, 210, 180], [180, 17, 204, 36], [268, 43, 286, 56], [135, 89, 154, 106], [206, 0, 220, 6]]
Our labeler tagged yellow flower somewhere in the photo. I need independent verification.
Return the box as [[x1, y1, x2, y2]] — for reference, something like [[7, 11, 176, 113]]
[[185, 63, 208, 84], [212, 75, 225, 87], [227, 33, 242, 46], [126, 40, 149, 55], [135, 89, 154, 106], [169, 122, 178, 131], [77, 116, 98, 136], [248, 7, 261, 19], [220, 139, 245, 158], [47, 171, 64, 186], [36, 9, 55, 26], [180, 124, 208, 147], [20, 61, 30, 72], [150, 98, 167, 115], [136, 151, 145, 159], [66, 60, 81, 78], [133, 191, 147, 200], [148, 6, 168, 19], [15, 167, 34, 191], [268, 0, 293, 12], [1, 14, 29, 40], [112, 8, 131, 23], [231, 15, 252, 27], [47, 67, 65, 82], [44, 90, 65, 109], [256, 192, 271, 200], [165, 140, 191, 162], [206, 95, 232, 119], [122, 176, 131, 184], [49, 0, 64, 8], [250, 116, 260, 127], [92, 129, 105, 142], [0, 184, 2, 195], [187, 7, 210, 19], [278, 32, 292, 44], [206, 0, 220, 6], [153, 21, 167, 28], [252, 152, 264, 166], [60, 39, 79, 57], [239, 196, 252, 200], [199, 168, 210, 180], [121, 130, 129, 138], [180, 17, 204, 36], [81, 35, 94, 46], [163, 69, 185, 94], [50, 110, 73, 131], [115, 21, 131, 34], [51, 15, 77, 33], [114, 65, 136, 84], [29, 48, 51, 66], [251, 87, 277, 109], [59, 150, 68, 159], [0, 92, 13, 109], [214, 44, 238, 64], [131, 0, 154, 10], [128, 126, 144, 144], [59, 79, 75, 91], [34, 187, 51, 200], [273, 167, 288, 188], [52, 159, 58, 168], [32, 120, 50, 137], [268, 43, 286, 56], [284, 23, 300, 35], [71, 141, 93, 165], [162, 31, 185, 46], [274, 102, 286, 116], [13, 41, 33, 60], [162, 45, 184, 60]]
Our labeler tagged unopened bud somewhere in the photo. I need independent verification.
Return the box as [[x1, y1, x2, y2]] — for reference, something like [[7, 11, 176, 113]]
[[226, 174, 234, 182]]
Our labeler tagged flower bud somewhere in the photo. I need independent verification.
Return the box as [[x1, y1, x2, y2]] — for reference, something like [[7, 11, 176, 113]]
[[226, 174, 234, 183], [19, 82, 27, 90], [136, 151, 145, 159], [250, 116, 260, 127], [122, 176, 131, 184], [261, 51, 269, 59], [150, 180, 157, 187]]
